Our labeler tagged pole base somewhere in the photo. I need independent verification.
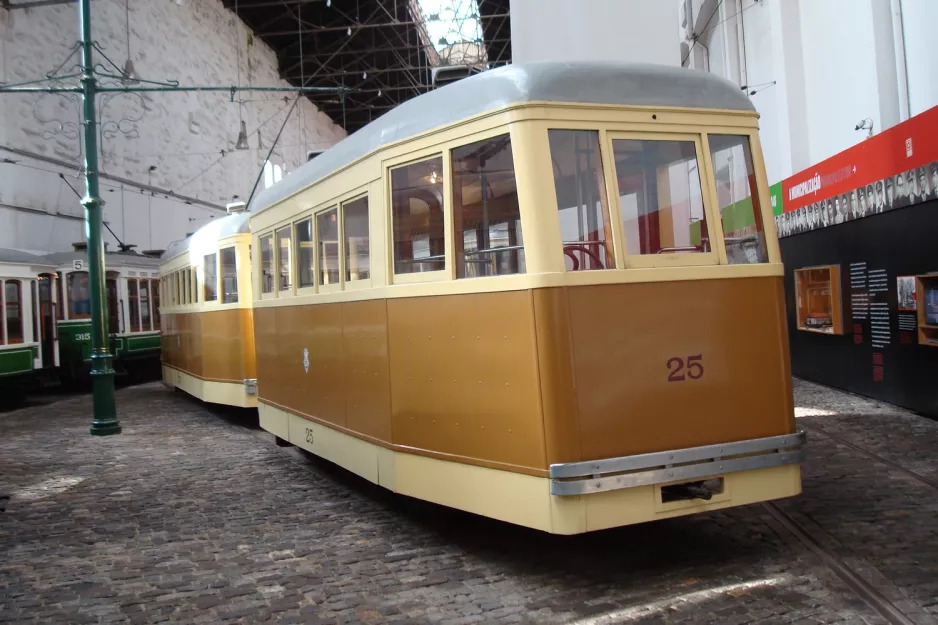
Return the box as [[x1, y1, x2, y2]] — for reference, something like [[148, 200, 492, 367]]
[[90, 420, 122, 436]]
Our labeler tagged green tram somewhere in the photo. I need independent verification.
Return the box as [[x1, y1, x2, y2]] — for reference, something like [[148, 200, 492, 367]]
[[0, 246, 162, 401]]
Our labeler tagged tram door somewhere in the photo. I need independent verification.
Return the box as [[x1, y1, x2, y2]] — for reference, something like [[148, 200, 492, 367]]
[[37, 274, 57, 367]]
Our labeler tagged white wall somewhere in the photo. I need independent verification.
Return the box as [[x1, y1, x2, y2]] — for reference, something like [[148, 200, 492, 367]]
[[900, 0, 938, 117], [512, 0, 680, 66], [0, 0, 346, 255], [680, 0, 938, 185]]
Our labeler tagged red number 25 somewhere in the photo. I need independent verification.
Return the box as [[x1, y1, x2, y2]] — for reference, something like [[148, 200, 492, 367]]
[[667, 354, 704, 382]]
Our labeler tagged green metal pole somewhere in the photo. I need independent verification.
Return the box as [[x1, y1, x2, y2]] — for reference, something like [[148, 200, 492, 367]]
[[79, 0, 120, 436]]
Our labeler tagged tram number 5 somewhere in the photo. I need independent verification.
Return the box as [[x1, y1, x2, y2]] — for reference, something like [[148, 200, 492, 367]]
[[667, 354, 704, 382]]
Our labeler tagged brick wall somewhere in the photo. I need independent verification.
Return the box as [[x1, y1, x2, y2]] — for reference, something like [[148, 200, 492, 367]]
[[0, 0, 346, 254]]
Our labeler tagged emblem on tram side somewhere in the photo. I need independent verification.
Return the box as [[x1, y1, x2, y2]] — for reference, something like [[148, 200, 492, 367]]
[[302, 348, 309, 374]]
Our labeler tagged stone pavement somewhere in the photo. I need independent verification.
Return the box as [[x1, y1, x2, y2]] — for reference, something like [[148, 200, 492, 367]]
[[0, 380, 936, 624]]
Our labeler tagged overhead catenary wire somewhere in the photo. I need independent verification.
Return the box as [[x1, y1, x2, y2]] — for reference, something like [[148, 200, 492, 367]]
[[682, 0, 725, 67]]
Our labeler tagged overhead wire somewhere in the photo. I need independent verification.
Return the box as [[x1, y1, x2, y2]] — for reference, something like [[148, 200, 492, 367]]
[[682, 0, 725, 67]]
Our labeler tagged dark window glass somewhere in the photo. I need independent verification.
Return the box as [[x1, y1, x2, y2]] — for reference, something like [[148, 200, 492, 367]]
[[204, 254, 217, 302], [221, 247, 238, 303], [317, 209, 340, 286], [296, 219, 315, 288], [391, 156, 445, 274], [344, 197, 370, 281]]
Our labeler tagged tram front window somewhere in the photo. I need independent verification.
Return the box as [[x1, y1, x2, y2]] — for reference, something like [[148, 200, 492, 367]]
[[708, 135, 769, 264], [260, 234, 274, 294], [612, 138, 708, 256], [548, 130, 615, 271], [452, 134, 525, 278]]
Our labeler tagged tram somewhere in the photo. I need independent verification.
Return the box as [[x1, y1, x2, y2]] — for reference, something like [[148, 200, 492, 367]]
[[158, 207, 257, 407], [164, 61, 805, 534], [0, 249, 59, 400]]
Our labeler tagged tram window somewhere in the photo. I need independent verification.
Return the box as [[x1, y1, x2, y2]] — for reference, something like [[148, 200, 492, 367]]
[[708, 135, 769, 264], [296, 219, 315, 288], [151, 279, 161, 330], [277, 227, 292, 291], [68, 271, 91, 319], [317, 209, 340, 286], [55, 271, 64, 320], [140, 279, 151, 331], [128, 280, 141, 331], [611, 138, 708, 256], [260, 234, 274, 294], [344, 197, 370, 282], [174, 271, 180, 306], [192, 267, 199, 304], [548, 130, 615, 271], [204, 254, 218, 301], [391, 156, 445, 274], [452, 134, 525, 278], [220, 247, 238, 303], [4, 280, 23, 344]]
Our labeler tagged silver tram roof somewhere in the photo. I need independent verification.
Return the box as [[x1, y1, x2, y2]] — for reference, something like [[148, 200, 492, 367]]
[[160, 210, 252, 261], [249, 61, 756, 216], [43, 250, 163, 269], [0, 248, 57, 268]]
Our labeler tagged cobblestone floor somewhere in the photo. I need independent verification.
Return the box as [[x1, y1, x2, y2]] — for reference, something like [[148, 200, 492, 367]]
[[1, 379, 936, 624]]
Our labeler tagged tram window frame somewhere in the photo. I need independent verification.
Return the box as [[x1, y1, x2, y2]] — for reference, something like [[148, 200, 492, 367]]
[[67, 271, 92, 320], [204, 254, 218, 302], [705, 133, 770, 265], [276, 226, 293, 293], [343, 194, 371, 286], [295, 217, 316, 292], [151, 279, 161, 330], [451, 132, 525, 279], [259, 233, 275, 297], [140, 279, 151, 331], [387, 151, 450, 284], [316, 207, 342, 293], [220, 246, 239, 304], [55, 271, 64, 320], [128, 279, 141, 332], [192, 266, 199, 305], [605, 130, 721, 269], [2, 279, 24, 345]]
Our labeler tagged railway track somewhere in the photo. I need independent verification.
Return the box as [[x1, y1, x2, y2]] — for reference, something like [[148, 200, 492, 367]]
[[760, 420, 936, 625]]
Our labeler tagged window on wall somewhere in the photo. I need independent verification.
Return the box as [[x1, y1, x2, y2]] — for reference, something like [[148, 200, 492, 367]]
[[204, 254, 217, 301], [452, 134, 525, 278], [260, 234, 274, 294], [296, 219, 315, 288], [152, 279, 161, 330], [317, 208, 340, 286], [221, 247, 238, 303], [707, 135, 769, 264], [344, 197, 370, 282], [68, 271, 91, 319], [611, 138, 708, 256], [548, 130, 615, 271], [277, 227, 292, 291], [140, 279, 151, 331], [128, 280, 141, 332], [4, 280, 23, 344], [391, 156, 445, 274]]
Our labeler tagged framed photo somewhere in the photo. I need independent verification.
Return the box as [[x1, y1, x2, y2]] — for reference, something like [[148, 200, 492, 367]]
[[897, 275, 917, 311]]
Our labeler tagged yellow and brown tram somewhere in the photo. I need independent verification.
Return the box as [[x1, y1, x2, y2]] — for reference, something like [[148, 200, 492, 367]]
[[164, 61, 804, 534]]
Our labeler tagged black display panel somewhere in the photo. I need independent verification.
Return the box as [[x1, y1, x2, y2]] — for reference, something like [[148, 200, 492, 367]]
[[779, 199, 938, 417]]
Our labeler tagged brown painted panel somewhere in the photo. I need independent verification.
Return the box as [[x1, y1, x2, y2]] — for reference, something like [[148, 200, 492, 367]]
[[239, 308, 257, 379], [532, 288, 582, 465], [559, 276, 795, 461], [201, 309, 248, 382], [341, 300, 392, 442], [271, 304, 347, 429], [387, 290, 547, 471], [254, 307, 280, 399]]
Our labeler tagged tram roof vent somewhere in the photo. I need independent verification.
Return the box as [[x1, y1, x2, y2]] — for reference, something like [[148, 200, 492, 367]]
[[226, 201, 247, 214]]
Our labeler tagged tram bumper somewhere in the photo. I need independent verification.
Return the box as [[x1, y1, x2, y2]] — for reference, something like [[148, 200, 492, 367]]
[[548, 431, 806, 496]]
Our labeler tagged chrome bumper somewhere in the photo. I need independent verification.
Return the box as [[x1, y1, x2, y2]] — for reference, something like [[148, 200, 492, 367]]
[[549, 431, 806, 496]]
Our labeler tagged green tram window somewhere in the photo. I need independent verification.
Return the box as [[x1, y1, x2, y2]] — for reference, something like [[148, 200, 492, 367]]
[[548, 130, 615, 271], [707, 135, 769, 264], [3, 280, 23, 344], [220, 247, 238, 303], [343, 197, 370, 282], [140, 278, 151, 331], [452, 134, 524, 278], [128, 279, 140, 331], [260, 234, 274, 294], [295, 219, 315, 288], [68, 271, 91, 319], [611, 138, 708, 256], [390, 156, 445, 274], [204, 254, 217, 302]]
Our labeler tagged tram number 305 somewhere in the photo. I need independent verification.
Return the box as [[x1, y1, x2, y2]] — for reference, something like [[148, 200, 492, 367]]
[[667, 354, 704, 382]]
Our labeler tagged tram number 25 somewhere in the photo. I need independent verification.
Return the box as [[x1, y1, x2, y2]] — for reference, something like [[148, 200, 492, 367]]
[[304, 427, 314, 445], [667, 354, 704, 382]]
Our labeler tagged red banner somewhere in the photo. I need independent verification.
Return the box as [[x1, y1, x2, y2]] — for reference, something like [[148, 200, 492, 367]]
[[781, 104, 938, 214]]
